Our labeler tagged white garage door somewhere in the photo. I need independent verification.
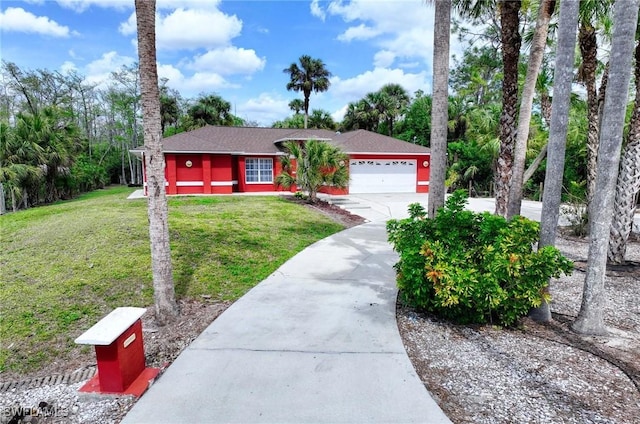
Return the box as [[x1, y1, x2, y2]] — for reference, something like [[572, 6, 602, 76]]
[[349, 159, 417, 193]]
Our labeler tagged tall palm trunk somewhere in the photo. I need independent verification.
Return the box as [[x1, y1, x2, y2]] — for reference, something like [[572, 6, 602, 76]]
[[135, 0, 178, 325], [532, 0, 579, 322], [608, 38, 640, 264], [573, 0, 639, 335], [303, 93, 310, 129], [507, 0, 555, 218], [428, 0, 451, 218], [495, 0, 522, 217], [579, 21, 600, 207]]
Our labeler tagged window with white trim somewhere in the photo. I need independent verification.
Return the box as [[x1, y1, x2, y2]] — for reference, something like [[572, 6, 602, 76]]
[[245, 158, 273, 183]]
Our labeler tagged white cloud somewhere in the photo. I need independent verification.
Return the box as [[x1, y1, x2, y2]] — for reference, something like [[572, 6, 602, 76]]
[[83, 51, 136, 88], [322, 0, 468, 94], [398, 61, 420, 69], [119, 7, 242, 51], [0, 7, 77, 37], [324, 1, 438, 68], [328, 0, 429, 31], [330, 67, 429, 101], [373, 50, 395, 68], [60, 61, 78, 74], [157, 64, 237, 97], [331, 104, 348, 123], [337, 23, 380, 42], [157, 63, 186, 87], [55, 0, 130, 13], [236, 93, 290, 126], [379, 27, 434, 62], [157, 0, 223, 11], [189, 47, 265, 76], [118, 12, 137, 35], [310, 0, 326, 21]]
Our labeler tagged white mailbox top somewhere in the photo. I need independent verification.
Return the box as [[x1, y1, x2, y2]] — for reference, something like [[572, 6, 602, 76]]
[[74, 307, 147, 346]]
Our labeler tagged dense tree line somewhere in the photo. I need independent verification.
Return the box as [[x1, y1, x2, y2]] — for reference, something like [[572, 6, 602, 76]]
[[0, 61, 248, 213]]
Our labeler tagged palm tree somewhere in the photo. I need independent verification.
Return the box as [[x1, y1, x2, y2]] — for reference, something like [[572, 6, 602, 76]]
[[494, 0, 522, 217], [428, 0, 451, 219], [135, 0, 178, 325], [187, 94, 233, 129], [578, 0, 614, 207], [13, 107, 79, 204], [159, 82, 181, 134], [283, 55, 332, 129], [573, 0, 638, 335], [0, 121, 43, 212], [379, 83, 410, 136], [577, 1, 614, 209], [534, 0, 580, 322], [288, 98, 304, 115], [608, 30, 640, 264], [507, 0, 556, 218], [275, 140, 348, 203], [342, 97, 378, 131], [308, 109, 336, 130]]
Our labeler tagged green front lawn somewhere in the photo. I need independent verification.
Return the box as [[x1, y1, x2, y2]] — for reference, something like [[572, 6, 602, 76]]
[[0, 187, 344, 374]]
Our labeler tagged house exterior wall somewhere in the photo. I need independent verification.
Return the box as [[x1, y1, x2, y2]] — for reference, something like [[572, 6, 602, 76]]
[[160, 153, 234, 195], [146, 151, 430, 195], [235, 155, 291, 193]]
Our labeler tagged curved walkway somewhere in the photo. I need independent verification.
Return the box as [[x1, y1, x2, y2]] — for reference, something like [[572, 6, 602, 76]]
[[123, 220, 450, 423]]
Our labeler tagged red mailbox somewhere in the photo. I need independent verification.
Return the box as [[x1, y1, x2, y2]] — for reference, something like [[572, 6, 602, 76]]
[[75, 307, 160, 397]]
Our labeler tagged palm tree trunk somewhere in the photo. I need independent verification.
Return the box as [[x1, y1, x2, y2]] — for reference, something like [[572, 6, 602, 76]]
[[608, 38, 640, 264], [523, 143, 548, 184], [135, 0, 178, 325], [507, 0, 555, 219], [303, 94, 309, 129], [428, 0, 451, 218], [573, 0, 639, 335], [0, 183, 5, 215], [495, 0, 522, 217], [532, 0, 579, 322], [580, 21, 600, 207]]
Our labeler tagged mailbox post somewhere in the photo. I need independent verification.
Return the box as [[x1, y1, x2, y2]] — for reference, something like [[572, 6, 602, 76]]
[[75, 307, 160, 397]]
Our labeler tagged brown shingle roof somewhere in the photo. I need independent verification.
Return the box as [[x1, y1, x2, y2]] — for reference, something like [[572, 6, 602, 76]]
[[133, 126, 430, 155], [332, 130, 430, 154]]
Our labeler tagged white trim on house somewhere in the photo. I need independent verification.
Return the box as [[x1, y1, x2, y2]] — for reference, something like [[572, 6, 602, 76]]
[[417, 181, 430, 186], [210, 181, 234, 186], [176, 181, 204, 187], [347, 152, 430, 156]]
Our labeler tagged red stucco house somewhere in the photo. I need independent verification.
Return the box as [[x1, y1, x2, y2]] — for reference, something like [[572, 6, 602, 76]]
[[131, 126, 431, 195]]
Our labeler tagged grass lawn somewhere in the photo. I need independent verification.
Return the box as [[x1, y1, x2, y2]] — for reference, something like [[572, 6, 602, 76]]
[[0, 186, 344, 374]]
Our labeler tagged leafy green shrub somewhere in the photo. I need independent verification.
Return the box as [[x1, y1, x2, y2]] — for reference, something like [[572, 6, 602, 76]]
[[387, 190, 573, 326]]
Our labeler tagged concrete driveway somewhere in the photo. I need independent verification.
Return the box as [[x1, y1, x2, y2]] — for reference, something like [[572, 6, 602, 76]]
[[318, 193, 552, 223], [320, 193, 640, 236]]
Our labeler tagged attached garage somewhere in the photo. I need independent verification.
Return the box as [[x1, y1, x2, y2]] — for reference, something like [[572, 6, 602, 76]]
[[349, 159, 417, 193], [133, 126, 431, 196]]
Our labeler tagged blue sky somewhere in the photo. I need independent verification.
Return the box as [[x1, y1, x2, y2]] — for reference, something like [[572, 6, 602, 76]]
[[1, 0, 465, 126]]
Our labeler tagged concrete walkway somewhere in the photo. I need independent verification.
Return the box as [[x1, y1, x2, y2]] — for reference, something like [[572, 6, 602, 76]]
[[123, 218, 450, 423]]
